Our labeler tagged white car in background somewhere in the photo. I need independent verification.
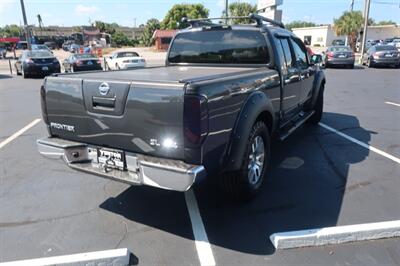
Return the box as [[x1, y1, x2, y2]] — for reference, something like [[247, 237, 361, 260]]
[[388, 38, 400, 50], [105, 51, 146, 70]]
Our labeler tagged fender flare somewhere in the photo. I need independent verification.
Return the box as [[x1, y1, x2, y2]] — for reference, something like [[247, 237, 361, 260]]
[[310, 70, 326, 107], [224, 91, 275, 172]]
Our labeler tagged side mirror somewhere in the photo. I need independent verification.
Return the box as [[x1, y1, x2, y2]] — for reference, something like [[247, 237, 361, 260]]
[[310, 54, 323, 64]]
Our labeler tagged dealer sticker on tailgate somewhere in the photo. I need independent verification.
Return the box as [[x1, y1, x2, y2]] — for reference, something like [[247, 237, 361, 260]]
[[97, 148, 125, 170]]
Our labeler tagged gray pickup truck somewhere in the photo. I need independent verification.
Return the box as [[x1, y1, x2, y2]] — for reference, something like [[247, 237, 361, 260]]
[[37, 15, 325, 198]]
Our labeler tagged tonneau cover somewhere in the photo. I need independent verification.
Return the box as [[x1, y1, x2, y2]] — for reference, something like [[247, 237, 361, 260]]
[[57, 65, 263, 83]]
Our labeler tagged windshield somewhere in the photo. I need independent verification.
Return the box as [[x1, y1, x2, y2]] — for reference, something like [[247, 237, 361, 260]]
[[74, 54, 98, 59], [330, 46, 351, 52], [375, 45, 396, 51], [168, 30, 270, 64], [32, 45, 49, 50], [117, 52, 139, 57], [28, 51, 53, 58]]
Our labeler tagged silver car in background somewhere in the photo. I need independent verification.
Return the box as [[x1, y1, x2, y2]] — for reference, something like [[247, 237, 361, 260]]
[[323, 46, 355, 68], [362, 45, 400, 68]]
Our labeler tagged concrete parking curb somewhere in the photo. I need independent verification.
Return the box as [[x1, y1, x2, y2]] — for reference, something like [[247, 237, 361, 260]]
[[270, 220, 400, 250], [0, 248, 133, 266]]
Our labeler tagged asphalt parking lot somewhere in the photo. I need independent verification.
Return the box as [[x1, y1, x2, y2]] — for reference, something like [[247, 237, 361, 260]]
[[0, 67, 400, 265]]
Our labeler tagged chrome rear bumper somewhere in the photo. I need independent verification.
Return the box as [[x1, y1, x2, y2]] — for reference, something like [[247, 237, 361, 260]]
[[37, 137, 206, 192]]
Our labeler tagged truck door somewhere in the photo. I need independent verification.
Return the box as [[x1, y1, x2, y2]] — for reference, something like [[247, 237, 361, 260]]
[[277, 37, 302, 122], [290, 37, 316, 105]]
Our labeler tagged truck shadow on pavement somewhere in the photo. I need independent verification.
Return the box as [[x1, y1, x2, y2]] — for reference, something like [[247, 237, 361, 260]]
[[100, 112, 371, 255], [0, 74, 13, 79]]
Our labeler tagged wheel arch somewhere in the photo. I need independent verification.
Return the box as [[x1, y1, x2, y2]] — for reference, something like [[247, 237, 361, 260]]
[[310, 70, 326, 108], [224, 91, 275, 172]]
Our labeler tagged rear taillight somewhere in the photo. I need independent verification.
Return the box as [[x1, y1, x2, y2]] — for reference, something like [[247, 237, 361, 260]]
[[327, 52, 334, 58], [25, 58, 34, 64], [350, 52, 355, 58], [184, 95, 208, 147], [40, 85, 49, 126], [76, 60, 83, 66]]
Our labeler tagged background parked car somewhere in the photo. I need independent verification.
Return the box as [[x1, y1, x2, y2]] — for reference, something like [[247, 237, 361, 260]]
[[44, 41, 58, 50], [388, 38, 400, 50], [69, 44, 82, 53], [362, 45, 400, 68], [105, 51, 146, 70], [31, 44, 53, 53], [63, 53, 102, 73], [0, 46, 6, 59], [332, 39, 345, 46], [62, 40, 74, 51], [16, 41, 28, 50], [15, 50, 61, 78], [323, 46, 355, 68]]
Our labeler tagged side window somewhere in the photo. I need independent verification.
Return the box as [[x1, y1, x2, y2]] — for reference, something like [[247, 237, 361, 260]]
[[290, 38, 308, 69], [279, 38, 293, 68]]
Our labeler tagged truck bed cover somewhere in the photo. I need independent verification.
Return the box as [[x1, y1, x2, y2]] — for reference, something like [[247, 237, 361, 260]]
[[56, 66, 265, 84]]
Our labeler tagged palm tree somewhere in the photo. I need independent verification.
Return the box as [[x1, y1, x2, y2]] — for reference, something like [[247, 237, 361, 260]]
[[334, 11, 364, 51]]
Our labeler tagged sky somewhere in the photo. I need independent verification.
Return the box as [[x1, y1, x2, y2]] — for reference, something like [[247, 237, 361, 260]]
[[0, 0, 399, 27]]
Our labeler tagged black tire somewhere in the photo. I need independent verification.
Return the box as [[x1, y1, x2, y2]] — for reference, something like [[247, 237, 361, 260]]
[[22, 68, 29, 79], [348, 64, 354, 69], [307, 85, 324, 125], [367, 58, 374, 68], [219, 121, 270, 199]]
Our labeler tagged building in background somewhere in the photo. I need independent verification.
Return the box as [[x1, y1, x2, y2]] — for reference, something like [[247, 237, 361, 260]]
[[292, 25, 345, 47], [292, 24, 400, 47], [152, 30, 177, 51]]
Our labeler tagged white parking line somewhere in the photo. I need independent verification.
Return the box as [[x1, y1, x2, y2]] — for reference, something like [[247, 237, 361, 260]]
[[0, 248, 131, 266], [0, 119, 41, 150], [184, 190, 216, 266], [270, 220, 400, 249], [319, 122, 400, 164], [385, 101, 400, 107]]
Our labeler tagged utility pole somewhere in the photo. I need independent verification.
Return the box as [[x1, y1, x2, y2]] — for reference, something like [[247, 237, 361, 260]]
[[19, 0, 31, 50], [359, 0, 371, 64]]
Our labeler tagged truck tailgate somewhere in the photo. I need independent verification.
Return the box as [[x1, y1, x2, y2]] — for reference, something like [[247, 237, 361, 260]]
[[44, 76, 185, 160]]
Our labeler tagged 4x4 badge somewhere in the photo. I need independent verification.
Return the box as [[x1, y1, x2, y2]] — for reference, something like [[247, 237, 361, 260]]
[[99, 82, 110, 96]]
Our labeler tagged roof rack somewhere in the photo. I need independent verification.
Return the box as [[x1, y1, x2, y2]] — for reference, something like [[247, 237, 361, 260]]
[[181, 13, 285, 29]]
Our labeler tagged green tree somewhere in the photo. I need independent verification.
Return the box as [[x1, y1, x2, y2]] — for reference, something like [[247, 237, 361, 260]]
[[140, 18, 160, 47], [0, 24, 22, 37], [333, 11, 364, 51], [228, 2, 257, 24], [161, 4, 209, 29], [94, 21, 117, 34], [111, 31, 134, 47], [375, 20, 396, 26], [285, 20, 317, 31]]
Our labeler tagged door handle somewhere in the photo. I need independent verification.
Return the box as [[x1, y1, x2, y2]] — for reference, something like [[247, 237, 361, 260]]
[[92, 96, 116, 109]]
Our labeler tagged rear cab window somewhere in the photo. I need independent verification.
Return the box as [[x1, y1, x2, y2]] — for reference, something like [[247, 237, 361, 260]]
[[168, 29, 270, 65]]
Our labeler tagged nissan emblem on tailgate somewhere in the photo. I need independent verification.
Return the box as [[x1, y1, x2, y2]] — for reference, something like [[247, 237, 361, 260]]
[[99, 82, 110, 96]]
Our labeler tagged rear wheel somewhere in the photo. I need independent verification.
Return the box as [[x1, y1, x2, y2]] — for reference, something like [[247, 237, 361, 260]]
[[367, 58, 374, 68], [220, 121, 270, 199], [22, 67, 29, 79], [16, 66, 21, 75]]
